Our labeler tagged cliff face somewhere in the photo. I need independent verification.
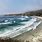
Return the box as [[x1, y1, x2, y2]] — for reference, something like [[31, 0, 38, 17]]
[[4, 9, 42, 16]]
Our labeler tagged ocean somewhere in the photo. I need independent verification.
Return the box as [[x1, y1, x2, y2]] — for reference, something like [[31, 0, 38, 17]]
[[0, 16, 41, 38], [0, 16, 31, 33]]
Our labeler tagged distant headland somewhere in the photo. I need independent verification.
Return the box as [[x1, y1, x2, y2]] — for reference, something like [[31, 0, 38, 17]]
[[4, 9, 42, 16]]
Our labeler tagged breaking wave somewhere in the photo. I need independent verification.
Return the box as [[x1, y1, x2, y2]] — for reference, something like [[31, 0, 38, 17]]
[[0, 16, 41, 38], [0, 16, 31, 33]]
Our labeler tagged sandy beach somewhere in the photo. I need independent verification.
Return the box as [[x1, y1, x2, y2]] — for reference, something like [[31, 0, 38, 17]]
[[14, 17, 42, 42]]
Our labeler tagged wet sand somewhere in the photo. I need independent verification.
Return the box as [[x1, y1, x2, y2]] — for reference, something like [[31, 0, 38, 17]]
[[14, 19, 42, 42]]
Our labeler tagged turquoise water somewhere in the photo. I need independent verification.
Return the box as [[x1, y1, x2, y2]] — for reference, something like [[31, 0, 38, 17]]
[[0, 16, 32, 33]]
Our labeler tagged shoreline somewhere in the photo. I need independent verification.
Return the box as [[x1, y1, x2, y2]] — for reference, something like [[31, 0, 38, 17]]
[[14, 17, 42, 42], [2, 17, 42, 40]]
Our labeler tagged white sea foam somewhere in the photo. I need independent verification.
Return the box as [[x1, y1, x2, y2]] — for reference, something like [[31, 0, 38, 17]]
[[0, 18, 37, 37], [24, 16, 29, 18], [0, 22, 11, 25], [0, 17, 41, 38], [18, 16, 29, 20]]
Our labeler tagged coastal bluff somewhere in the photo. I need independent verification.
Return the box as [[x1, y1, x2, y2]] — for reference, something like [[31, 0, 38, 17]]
[[4, 9, 42, 16]]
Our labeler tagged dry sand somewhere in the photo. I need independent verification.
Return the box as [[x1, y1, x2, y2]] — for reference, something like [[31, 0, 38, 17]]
[[14, 19, 42, 42]]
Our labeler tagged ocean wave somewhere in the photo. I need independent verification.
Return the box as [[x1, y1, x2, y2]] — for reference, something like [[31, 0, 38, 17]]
[[0, 16, 41, 38], [0, 16, 30, 32]]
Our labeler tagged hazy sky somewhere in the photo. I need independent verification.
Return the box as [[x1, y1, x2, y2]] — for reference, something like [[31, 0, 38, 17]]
[[0, 0, 42, 15]]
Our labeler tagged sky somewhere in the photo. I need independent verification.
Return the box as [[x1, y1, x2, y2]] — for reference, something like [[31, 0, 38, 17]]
[[0, 0, 42, 15]]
